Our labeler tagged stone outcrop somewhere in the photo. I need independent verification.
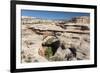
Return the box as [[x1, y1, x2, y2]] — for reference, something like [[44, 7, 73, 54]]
[[21, 16, 90, 63], [69, 16, 90, 24]]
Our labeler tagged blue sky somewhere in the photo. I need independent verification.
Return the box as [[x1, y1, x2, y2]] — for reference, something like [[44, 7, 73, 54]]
[[21, 10, 90, 20]]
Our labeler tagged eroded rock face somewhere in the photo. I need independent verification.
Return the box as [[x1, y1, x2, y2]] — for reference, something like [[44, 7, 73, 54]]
[[70, 16, 90, 24], [38, 46, 46, 57], [21, 16, 90, 63], [41, 33, 90, 61], [42, 36, 60, 55]]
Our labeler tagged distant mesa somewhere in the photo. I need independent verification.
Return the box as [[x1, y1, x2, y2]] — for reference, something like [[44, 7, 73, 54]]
[[69, 16, 90, 24], [21, 16, 90, 24]]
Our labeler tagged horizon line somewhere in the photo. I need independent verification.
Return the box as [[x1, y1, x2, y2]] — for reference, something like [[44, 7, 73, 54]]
[[21, 15, 89, 21]]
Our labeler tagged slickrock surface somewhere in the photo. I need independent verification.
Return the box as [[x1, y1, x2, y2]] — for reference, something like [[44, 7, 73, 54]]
[[21, 16, 90, 63]]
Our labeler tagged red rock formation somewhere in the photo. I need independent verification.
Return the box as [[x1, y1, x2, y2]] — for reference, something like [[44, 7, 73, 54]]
[[38, 46, 46, 57]]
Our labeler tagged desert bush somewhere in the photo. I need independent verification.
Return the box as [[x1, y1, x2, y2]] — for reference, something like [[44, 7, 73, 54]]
[[50, 56, 63, 61], [24, 56, 32, 63], [34, 59, 39, 62], [45, 47, 53, 60]]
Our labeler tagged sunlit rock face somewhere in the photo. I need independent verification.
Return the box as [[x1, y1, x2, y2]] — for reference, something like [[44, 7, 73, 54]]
[[69, 16, 90, 24], [21, 16, 90, 63]]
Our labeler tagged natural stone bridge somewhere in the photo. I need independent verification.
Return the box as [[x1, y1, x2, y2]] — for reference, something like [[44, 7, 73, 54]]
[[29, 24, 90, 34]]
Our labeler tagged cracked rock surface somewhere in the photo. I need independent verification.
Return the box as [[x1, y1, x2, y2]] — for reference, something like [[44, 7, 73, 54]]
[[21, 16, 90, 63]]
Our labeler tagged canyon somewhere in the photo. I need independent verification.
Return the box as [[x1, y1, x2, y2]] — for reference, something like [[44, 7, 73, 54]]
[[21, 16, 90, 63]]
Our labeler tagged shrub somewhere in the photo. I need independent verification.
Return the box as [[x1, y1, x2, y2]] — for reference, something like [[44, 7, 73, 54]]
[[50, 56, 63, 61], [45, 47, 53, 60], [25, 56, 32, 63]]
